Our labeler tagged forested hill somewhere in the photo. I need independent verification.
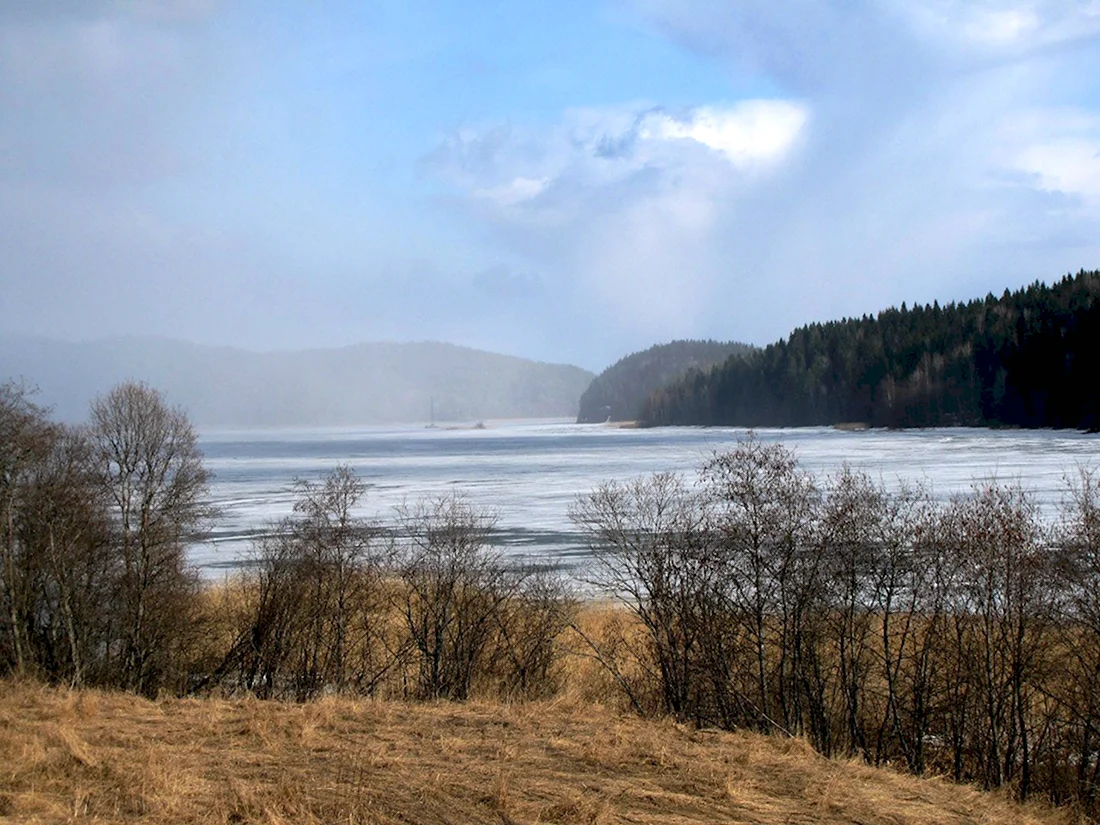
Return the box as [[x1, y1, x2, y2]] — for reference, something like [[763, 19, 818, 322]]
[[641, 271, 1100, 430], [577, 339, 755, 423], [0, 337, 594, 426]]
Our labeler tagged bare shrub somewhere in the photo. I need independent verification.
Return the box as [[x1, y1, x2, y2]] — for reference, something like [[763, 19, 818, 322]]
[[393, 495, 517, 700], [492, 564, 577, 699], [218, 465, 390, 700], [19, 427, 113, 688], [570, 472, 718, 721], [939, 482, 1054, 795], [0, 381, 59, 678], [1050, 467, 1100, 808]]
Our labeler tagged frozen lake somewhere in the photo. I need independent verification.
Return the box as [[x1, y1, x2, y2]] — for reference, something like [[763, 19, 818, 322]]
[[193, 420, 1100, 576]]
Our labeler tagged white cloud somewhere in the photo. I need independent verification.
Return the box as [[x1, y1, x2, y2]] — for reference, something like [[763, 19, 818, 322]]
[[473, 176, 551, 206], [432, 99, 808, 216], [1017, 137, 1100, 200], [899, 0, 1100, 54], [429, 100, 810, 346], [5, 1, 1100, 370], [638, 102, 808, 168]]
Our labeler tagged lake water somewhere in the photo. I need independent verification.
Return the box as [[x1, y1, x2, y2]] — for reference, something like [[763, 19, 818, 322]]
[[194, 420, 1100, 577]]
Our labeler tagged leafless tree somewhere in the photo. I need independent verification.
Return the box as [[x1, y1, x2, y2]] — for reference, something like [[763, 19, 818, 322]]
[[393, 494, 517, 700], [493, 564, 576, 699], [1053, 467, 1100, 807], [23, 426, 113, 687], [88, 382, 212, 695], [939, 481, 1053, 795], [0, 382, 58, 677], [217, 465, 391, 700], [880, 485, 949, 775], [571, 472, 719, 721], [701, 434, 819, 734]]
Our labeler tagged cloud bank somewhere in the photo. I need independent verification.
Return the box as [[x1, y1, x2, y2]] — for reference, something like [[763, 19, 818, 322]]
[[428, 0, 1100, 364]]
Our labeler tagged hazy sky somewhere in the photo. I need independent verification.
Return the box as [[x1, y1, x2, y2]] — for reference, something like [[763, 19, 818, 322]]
[[3, 1, 1100, 370]]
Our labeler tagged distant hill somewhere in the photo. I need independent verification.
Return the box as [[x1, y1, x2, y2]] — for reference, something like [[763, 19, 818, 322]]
[[576, 339, 755, 423], [0, 336, 594, 426], [642, 270, 1100, 430]]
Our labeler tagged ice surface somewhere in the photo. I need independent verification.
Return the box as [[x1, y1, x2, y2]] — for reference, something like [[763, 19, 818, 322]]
[[193, 420, 1100, 577]]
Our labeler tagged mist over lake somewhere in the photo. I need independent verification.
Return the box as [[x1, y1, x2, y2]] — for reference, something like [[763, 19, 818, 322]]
[[194, 421, 1100, 577]]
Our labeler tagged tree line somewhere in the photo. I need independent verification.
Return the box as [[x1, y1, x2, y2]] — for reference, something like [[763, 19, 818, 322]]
[[208, 474, 574, 703], [1, 380, 211, 696], [0, 380, 574, 701], [641, 270, 1100, 429], [573, 434, 1100, 810]]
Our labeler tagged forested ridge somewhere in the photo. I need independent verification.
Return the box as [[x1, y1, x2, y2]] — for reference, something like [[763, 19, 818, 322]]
[[642, 270, 1100, 429], [577, 339, 755, 423]]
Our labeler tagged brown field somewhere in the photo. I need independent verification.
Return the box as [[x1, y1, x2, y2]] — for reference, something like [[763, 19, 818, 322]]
[[0, 680, 1071, 825]]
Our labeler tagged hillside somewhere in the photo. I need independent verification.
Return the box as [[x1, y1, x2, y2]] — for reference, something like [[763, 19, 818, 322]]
[[642, 270, 1100, 429], [0, 682, 1064, 825], [0, 336, 594, 426], [576, 339, 754, 423]]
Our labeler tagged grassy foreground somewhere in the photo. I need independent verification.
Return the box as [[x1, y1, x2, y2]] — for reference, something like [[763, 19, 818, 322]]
[[0, 681, 1070, 825]]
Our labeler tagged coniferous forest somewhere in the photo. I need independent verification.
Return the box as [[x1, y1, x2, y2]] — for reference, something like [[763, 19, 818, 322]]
[[642, 270, 1100, 430]]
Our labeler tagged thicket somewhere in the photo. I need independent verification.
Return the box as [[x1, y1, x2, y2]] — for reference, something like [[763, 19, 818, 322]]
[[210, 480, 575, 703], [0, 380, 211, 697], [642, 269, 1100, 429], [0, 380, 576, 702], [572, 434, 1100, 811], [8, 378, 1100, 814]]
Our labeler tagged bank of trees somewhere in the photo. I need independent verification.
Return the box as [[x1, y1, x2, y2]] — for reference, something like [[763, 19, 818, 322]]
[[0, 381, 210, 695], [642, 270, 1100, 428], [572, 433, 1100, 809], [0, 381, 577, 703]]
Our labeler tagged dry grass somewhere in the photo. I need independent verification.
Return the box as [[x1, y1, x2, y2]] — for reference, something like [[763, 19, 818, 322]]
[[0, 679, 1072, 825]]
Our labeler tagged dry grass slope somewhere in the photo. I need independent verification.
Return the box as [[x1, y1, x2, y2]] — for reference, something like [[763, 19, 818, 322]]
[[0, 681, 1072, 825]]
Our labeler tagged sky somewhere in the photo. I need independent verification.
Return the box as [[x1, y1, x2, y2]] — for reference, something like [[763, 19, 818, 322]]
[[3, 1, 1100, 371]]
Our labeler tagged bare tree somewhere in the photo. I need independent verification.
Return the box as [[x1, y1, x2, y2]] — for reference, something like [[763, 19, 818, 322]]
[[571, 472, 718, 721], [1053, 467, 1100, 808], [88, 382, 212, 695], [493, 564, 576, 699], [288, 466, 378, 695], [817, 466, 881, 759], [940, 481, 1053, 795], [214, 465, 392, 700], [877, 483, 947, 775], [394, 495, 516, 700], [0, 382, 57, 677], [24, 426, 113, 687], [700, 434, 818, 734]]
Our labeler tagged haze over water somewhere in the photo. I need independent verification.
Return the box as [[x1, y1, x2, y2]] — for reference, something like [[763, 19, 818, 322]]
[[194, 421, 1100, 577]]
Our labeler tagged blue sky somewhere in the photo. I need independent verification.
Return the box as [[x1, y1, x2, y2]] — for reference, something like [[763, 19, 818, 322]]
[[3, 1, 1100, 370]]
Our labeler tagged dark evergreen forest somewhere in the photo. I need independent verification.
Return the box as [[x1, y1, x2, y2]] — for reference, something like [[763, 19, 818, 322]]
[[642, 270, 1100, 430]]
